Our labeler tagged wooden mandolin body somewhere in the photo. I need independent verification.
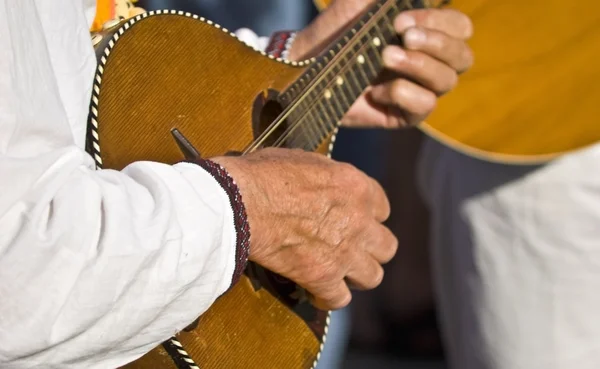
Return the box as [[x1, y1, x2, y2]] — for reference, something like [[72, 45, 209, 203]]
[[89, 11, 332, 369]]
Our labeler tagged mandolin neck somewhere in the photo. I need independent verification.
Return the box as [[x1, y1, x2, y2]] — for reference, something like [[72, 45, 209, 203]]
[[277, 0, 427, 150]]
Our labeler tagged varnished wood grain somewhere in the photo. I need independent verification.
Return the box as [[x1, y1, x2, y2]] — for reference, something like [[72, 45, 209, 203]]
[[94, 14, 329, 369], [96, 15, 310, 170], [121, 276, 321, 369], [317, 0, 600, 163]]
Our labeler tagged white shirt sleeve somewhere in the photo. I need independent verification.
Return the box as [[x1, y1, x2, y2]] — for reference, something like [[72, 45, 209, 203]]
[[0, 2, 256, 368], [235, 27, 270, 51]]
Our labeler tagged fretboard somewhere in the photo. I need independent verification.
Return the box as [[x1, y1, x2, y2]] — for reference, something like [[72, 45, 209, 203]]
[[278, 0, 426, 150]]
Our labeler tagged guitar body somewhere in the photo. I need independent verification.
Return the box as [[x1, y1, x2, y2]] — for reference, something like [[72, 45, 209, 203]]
[[317, 0, 600, 163], [88, 0, 600, 367], [89, 11, 332, 369]]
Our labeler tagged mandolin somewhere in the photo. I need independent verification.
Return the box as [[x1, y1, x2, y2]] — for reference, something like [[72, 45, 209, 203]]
[[88, 1, 435, 368], [86, 0, 599, 367], [317, 0, 600, 163]]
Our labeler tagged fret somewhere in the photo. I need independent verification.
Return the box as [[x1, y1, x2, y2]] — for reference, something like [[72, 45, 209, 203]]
[[380, 22, 397, 45], [352, 42, 371, 87], [319, 97, 337, 124], [387, 3, 400, 20], [360, 35, 379, 81], [318, 85, 340, 125], [354, 62, 371, 91], [300, 99, 325, 141], [304, 118, 322, 146], [330, 64, 353, 112], [308, 108, 329, 139], [338, 82, 354, 111], [303, 99, 329, 138], [340, 51, 363, 100], [298, 76, 308, 90], [311, 102, 332, 133], [372, 18, 390, 49], [293, 124, 317, 150], [315, 95, 337, 127], [321, 89, 342, 123], [345, 69, 363, 100], [290, 134, 304, 150], [365, 37, 383, 73], [284, 104, 316, 150], [300, 118, 319, 148], [271, 0, 426, 152], [312, 104, 333, 134], [328, 83, 347, 119], [295, 127, 313, 150]]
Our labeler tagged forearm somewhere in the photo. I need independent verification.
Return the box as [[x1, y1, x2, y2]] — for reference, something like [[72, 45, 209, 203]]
[[0, 147, 247, 368], [287, 0, 372, 60]]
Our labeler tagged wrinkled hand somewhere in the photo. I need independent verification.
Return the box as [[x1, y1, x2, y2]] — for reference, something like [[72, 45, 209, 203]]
[[213, 148, 397, 310], [291, 3, 474, 128]]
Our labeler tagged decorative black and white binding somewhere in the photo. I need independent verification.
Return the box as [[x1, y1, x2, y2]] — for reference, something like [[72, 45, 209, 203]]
[[87, 9, 335, 369], [162, 337, 200, 369]]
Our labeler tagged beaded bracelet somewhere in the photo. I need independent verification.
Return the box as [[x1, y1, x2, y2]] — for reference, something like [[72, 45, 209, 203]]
[[265, 30, 297, 59], [188, 158, 250, 288]]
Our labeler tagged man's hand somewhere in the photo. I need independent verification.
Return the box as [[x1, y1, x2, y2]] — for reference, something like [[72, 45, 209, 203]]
[[213, 149, 397, 310], [289, 2, 474, 128]]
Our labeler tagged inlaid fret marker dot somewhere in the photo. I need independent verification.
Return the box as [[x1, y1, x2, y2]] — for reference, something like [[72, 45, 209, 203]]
[[324, 89, 332, 99], [336, 76, 344, 86], [373, 37, 381, 47], [357, 55, 365, 64]]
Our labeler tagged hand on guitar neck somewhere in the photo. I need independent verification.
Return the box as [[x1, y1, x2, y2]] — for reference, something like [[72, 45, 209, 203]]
[[292, 1, 474, 128], [213, 148, 396, 310], [211, 2, 474, 311]]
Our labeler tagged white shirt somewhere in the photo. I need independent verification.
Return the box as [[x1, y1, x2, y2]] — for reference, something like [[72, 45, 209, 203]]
[[418, 137, 600, 368], [0, 1, 266, 367]]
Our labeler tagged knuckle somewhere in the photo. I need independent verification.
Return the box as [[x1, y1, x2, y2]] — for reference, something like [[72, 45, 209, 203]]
[[411, 89, 437, 116], [330, 291, 352, 310], [439, 71, 459, 95], [409, 9, 431, 27], [462, 47, 475, 71], [373, 266, 385, 287], [364, 265, 385, 289], [382, 46, 407, 69], [406, 50, 426, 70], [323, 226, 346, 248], [339, 164, 368, 193], [353, 176, 371, 197], [423, 90, 438, 111], [335, 162, 356, 179], [427, 30, 446, 53], [383, 234, 399, 263], [460, 13, 474, 39], [309, 263, 339, 285], [390, 79, 409, 104]]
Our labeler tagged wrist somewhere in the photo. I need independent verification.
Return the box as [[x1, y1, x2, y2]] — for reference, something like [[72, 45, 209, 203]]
[[187, 157, 250, 288], [265, 30, 298, 60], [286, 28, 313, 61], [287, 2, 368, 61], [210, 155, 279, 265], [209, 156, 262, 256]]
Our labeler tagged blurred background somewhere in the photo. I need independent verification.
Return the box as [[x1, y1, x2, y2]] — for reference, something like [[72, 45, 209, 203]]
[[136, 1, 444, 368]]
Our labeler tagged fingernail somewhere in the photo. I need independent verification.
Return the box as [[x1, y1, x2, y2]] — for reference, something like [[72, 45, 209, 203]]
[[394, 14, 416, 32], [382, 47, 406, 67], [404, 28, 426, 48]]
